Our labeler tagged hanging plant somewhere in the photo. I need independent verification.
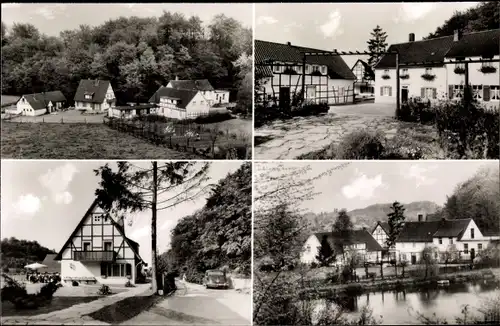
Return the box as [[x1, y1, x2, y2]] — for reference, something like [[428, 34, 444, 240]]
[[399, 74, 410, 80], [454, 66, 466, 74], [479, 66, 497, 74], [283, 67, 298, 75], [421, 74, 436, 81], [381, 74, 390, 80], [311, 70, 323, 76]]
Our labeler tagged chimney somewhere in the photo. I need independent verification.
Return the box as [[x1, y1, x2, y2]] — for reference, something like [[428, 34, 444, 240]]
[[409, 33, 415, 42], [418, 214, 423, 222], [454, 29, 462, 42], [287, 41, 291, 46]]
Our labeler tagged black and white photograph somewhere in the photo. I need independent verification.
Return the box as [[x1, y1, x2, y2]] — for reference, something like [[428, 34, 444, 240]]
[[1, 3, 252, 159], [254, 2, 499, 160], [254, 160, 500, 325], [1, 160, 251, 325]]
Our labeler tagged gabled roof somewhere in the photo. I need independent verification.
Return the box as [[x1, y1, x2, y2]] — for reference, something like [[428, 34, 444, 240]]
[[1, 95, 21, 107], [255, 40, 356, 80], [148, 86, 198, 109], [372, 221, 390, 234], [41, 254, 60, 274], [433, 219, 471, 238], [396, 221, 442, 242], [445, 29, 500, 58], [169, 79, 214, 92], [74, 79, 111, 104], [54, 198, 144, 264], [314, 229, 383, 252], [375, 35, 455, 69], [482, 228, 500, 237], [352, 59, 375, 80], [22, 91, 67, 110]]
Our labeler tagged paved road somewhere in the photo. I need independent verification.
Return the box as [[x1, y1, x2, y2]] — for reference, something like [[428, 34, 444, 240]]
[[122, 280, 251, 325]]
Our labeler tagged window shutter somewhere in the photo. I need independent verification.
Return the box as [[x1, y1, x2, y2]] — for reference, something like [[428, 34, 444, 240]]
[[449, 85, 454, 99], [433, 88, 437, 99], [483, 86, 490, 101], [389, 87, 392, 97], [126, 264, 132, 276], [380, 87, 383, 96]]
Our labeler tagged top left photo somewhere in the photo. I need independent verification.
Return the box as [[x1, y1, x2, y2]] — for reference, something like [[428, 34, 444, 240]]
[[1, 3, 253, 160]]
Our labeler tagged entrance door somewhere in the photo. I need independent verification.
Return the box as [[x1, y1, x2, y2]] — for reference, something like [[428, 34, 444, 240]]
[[402, 87, 409, 103], [279, 87, 291, 108], [470, 248, 475, 261], [411, 255, 417, 265], [83, 242, 90, 251]]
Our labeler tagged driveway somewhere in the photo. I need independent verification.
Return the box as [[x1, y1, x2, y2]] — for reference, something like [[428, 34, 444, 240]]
[[329, 102, 396, 117], [122, 280, 251, 325], [9, 110, 106, 123]]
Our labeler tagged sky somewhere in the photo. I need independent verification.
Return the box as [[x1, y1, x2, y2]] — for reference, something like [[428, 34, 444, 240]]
[[1, 160, 243, 265], [255, 161, 499, 214], [1, 3, 253, 34], [255, 2, 480, 68]]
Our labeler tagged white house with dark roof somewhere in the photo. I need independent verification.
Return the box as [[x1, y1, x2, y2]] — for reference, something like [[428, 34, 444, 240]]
[[74, 79, 116, 112], [14, 91, 66, 116], [374, 29, 500, 109], [149, 85, 214, 120], [255, 40, 356, 106], [166, 78, 230, 107], [54, 198, 145, 286], [351, 59, 375, 98]]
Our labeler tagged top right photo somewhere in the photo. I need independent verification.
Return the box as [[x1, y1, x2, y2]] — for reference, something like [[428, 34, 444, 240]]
[[254, 2, 499, 160]]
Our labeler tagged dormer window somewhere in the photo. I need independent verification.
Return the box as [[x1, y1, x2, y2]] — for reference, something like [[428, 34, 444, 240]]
[[274, 62, 282, 73], [85, 95, 92, 100], [321, 65, 327, 74], [305, 64, 311, 74]]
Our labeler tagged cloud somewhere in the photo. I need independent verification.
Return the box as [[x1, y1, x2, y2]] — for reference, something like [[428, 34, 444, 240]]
[[129, 226, 150, 239], [256, 15, 278, 25], [395, 3, 437, 23], [320, 10, 344, 39], [35, 4, 68, 20], [38, 163, 79, 205], [342, 171, 384, 200], [284, 22, 303, 33], [13, 194, 41, 215], [404, 164, 437, 187]]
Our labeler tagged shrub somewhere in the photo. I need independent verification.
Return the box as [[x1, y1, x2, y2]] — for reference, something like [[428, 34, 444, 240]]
[[336, 130, 385, 159], [254, 104, 290, 127], [396, 98, 434, 124], [310, 262, 318, 269], [382, 134, 425, 159], [291, 102, 329, 117], [194, 111, 233, 124], [72, 280, 79, 287], [98, 284, 112, 295], [125, 280, 135, 288]]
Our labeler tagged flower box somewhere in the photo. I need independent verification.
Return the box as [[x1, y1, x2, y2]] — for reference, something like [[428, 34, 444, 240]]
[[381, 74, 390, 80], [421, 74, 436, 81], [399, 74, 410, 80], [479, 66, 497, 74], [453, 67, 466, 74]]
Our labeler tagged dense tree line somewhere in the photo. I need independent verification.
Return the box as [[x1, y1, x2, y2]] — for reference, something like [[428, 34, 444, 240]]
[[158, 162, 251, 283], [1, 237, 55, 270], [425, 1, 499, 39], [1, 13, 252, 109]]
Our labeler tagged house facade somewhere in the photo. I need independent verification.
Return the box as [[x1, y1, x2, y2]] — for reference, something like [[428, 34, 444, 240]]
[[108, 104, 156, 119], [14, 91, 66, 116], [149, 86, 210, 120], [255, 40, 356, 107], [374, 29, 500, 109], [74, 80, 116, 112], [352, 59, 375, 98], [54, 199, 145, 285]]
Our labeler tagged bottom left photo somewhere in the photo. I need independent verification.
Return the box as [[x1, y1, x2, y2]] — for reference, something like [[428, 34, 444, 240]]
[[1, 160, 252, 326]]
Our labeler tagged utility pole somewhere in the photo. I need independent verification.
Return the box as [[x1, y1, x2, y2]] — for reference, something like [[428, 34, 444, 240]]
[[301, 54, 306, 101], [151, 161, 158, 294], [396, 53, 400, 112]]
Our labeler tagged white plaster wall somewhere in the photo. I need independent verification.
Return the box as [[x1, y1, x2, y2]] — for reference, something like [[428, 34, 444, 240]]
[[395, 242, 429, 263], [185, 92, 211, 116], [432, 236, 458, 252]]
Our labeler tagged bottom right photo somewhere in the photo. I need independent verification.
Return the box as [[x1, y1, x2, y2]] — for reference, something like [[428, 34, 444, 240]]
[[253, 160, 500, 325]]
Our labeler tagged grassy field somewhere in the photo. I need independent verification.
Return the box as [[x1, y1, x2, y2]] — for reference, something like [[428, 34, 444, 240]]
[[1, 296, 99, 317], [1, 122, 201, 159]]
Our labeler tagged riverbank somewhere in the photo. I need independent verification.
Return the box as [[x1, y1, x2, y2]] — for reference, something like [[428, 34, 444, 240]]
[[300, 267, 500, 298]]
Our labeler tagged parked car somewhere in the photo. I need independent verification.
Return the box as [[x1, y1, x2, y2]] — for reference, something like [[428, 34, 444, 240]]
[[202, 270, 229, 289]]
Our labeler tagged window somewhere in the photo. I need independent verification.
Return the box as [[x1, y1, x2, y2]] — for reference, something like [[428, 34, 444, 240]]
[[438, 237, 442, 244], [470, 228, 474, 239], [472, 85, 483, 100], [200, 101, 204, 105], [112, 264, 120, 276], [401, 68, 409, 76], [85, 94, 92, 100], [434, 252, 438, 259], [464, 244, 469, 254], [478, 244, 483, 251], [401, 253, 407, 260], [305, 64, 311, 74], [192, 101, 196, 105], [481, 55, 494, 68], [222, 94, 225, 99], [384, 69, 389, 75], [453, 85, 464, 99], [422, 87, 437, 99], [296, 65, 303, 73], [104, 242, 112, 251], [490, 86, 500, 100], [425, 68, 433, 74], [274, 62, 282, 73], [83, 242, 91, 251], [321, 65, 327, 74], [413, 242, 416, 248], [382, 86, 392, 96], [94, 215, 101, 223], [449, 237, 453, 244]]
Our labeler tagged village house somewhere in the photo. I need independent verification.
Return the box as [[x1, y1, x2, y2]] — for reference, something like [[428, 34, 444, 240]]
[[74, 79, 116, 112], [12, 91, 66, 116], [166, 78, 231, 107], [108, 104, 156, 119], [372, 214, 497, 264], [149, 86, 209, 120], [255, 40, 356, 107], [374, 28, 500, 109], [54, 198, 145, 286], [301, 229, 384, 266], [351, 59, 375, 98]]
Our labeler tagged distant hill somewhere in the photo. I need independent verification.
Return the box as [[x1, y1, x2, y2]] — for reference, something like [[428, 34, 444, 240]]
[[304, 201, 441, 233], [1, 237, 56, 270]]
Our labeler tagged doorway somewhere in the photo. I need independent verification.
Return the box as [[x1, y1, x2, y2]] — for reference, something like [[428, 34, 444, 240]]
[[411, 255, 417, 265], [279, 87, 291, 109], [470, 248, 475, 261], [401, 86, 409, 103]]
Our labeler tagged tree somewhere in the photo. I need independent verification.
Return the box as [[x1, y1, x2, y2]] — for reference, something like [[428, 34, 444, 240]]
[[420, 246, 439, 279], [316, 235, 334, 267], [332, 209, 353, 263], [366, 25, 388, 68], [93, 161, 211, 294], [443, 244, 460, 272], [386, 201, 406, 276]]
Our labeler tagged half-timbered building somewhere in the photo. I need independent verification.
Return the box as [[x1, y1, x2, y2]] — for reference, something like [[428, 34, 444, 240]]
[[54, 199, 145, 285]]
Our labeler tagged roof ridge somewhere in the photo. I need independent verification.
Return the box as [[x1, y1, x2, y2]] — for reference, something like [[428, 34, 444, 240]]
[[392, 34, 453, 46], [256, 38, 332, 54]]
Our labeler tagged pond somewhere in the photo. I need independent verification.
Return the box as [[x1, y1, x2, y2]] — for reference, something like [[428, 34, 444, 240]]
[[314, 280, 500, 324]]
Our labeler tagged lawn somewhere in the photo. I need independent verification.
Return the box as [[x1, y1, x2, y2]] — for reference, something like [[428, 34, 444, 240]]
[[1, 296, 99, 317], [1, 122, 201, 159], [89, 294, 162, 324]]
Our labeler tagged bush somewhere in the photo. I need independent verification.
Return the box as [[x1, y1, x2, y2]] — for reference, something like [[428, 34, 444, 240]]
[[194, 111, 232, 124], [72, 280, 79, 287], [310, 262, 318, 269], [291, 102, 329, 117], [382, 134, 426, 159], [336, 130, 385, 159], [396, 98, 435, 124], [98, 284, 111, 295], [254, 104, 290, 127], [125, 280, 135, 288]]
